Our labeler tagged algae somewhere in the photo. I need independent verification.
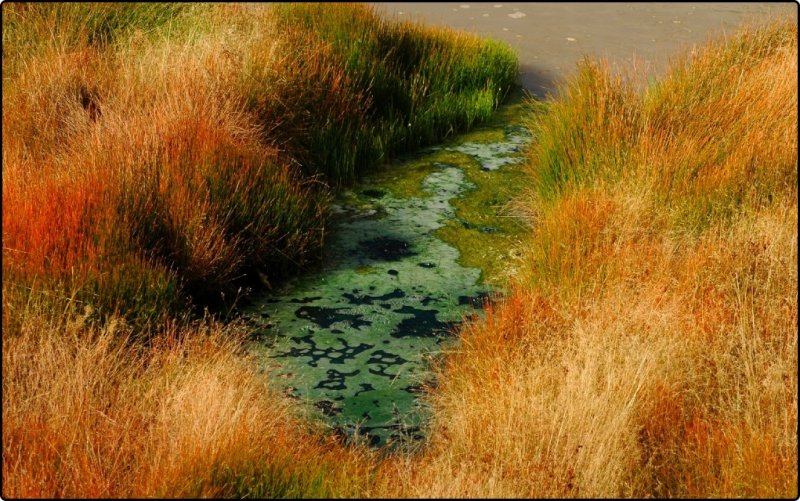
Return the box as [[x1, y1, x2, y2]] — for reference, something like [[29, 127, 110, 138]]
[[244, 101, 532, 447]]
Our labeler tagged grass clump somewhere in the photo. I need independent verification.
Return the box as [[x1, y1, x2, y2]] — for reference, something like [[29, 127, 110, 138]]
[[376, 20, 797, 498], [266, 3, 518, 185], [2, 3, 516, 497], [1, 285, 376, 498], [2, 2, 516, 329]]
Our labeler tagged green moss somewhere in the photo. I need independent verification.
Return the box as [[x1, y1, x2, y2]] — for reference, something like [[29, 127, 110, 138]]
[[356, 100, 532, 287], [435, 160, 528, 286], [431, 103, 532, 286], [245, 100, 534, 447], [354, 264, 377, 275], [369, 150, 479, 199], [451, 128, 506, 144], [436, 225, 524, 287]]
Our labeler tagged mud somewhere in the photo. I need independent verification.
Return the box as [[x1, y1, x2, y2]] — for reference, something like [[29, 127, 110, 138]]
[[374, 2, 796, 98]]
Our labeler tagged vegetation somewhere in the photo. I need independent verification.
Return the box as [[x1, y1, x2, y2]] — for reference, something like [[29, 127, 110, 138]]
[[3, 2, 796, 498], [2, 2, 516, 327], [2, 289, 375, 498], [2, 2, 514, 497], [378, 20, 797, 498]]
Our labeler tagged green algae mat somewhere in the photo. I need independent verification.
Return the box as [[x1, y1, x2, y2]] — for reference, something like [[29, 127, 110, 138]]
[[245, 102, 532, 447]]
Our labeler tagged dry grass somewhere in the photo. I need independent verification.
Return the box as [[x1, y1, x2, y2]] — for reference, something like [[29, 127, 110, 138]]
[[375, 20, 798, 498], [1, 3, 515, 497], [3, 5, 796, 498], [2, 2, 515, 325], [2, 288, 376, 498]]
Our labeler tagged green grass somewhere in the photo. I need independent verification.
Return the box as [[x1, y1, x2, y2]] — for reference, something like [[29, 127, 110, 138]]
[[2, 3, 519, 329], [267, 3, 518, 185]]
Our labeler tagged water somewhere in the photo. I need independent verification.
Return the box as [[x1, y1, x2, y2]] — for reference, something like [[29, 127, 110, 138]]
[[245, 104, 531, 447]]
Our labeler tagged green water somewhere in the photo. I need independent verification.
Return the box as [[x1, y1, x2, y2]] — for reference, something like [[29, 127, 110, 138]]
[[245, 103, 531, 447]]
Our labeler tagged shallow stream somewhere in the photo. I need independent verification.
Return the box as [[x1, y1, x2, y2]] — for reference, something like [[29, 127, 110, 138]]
[[245, 102, 531, 447]]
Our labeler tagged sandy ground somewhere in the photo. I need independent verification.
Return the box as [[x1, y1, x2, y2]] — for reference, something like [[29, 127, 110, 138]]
[[373, 2, 797, 98]]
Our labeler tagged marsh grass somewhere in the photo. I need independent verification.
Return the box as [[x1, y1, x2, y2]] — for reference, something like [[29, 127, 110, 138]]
[[1, 282, 377, 498], [3, 3, 795, 498], [267, 3, 517, 184], [376, 19, 797, 498], [2, 3, 516, 497], [2, 2, 515, 328]]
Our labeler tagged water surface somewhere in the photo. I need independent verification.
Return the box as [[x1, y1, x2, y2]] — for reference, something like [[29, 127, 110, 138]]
[[246, 104, 531, 447]]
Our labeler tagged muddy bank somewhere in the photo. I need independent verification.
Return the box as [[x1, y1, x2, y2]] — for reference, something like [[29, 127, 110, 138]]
[[373, 2, 796, 98]]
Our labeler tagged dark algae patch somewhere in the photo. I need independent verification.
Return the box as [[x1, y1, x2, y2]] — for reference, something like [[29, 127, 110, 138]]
[[359, 237, 417, 261], [245, 101, 532, 447]]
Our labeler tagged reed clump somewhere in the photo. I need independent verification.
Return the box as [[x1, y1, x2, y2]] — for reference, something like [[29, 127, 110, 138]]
[[2, 2, 516, 327]]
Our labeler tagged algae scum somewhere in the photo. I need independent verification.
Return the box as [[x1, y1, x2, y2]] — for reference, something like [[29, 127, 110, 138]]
[[246, 104, 531, 447]]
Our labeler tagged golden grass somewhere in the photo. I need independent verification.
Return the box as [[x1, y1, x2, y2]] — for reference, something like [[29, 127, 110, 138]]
[[2, 2, 516, 323], [375, 20, 798, 498], [2, 4, 515, 496], [3, 6, 796, 498], [2, 290, 376, 498]]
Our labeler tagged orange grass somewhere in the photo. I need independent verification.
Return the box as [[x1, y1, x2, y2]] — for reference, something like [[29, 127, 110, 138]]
[[3, 4, 796, 498], [374, 19, 798, 498], [2, 2, 514, 324], [1, 289, 376, 498], [2, 3, 515, 497]]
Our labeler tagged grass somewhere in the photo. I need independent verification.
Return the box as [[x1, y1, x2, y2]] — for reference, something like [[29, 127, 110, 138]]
[[2, 2, 517, 328], [2, 284, 377, 498], [3, 2, 796, 498], [374, 19, 797, 498], [264, 3, 517, 185], [2, 2, 515, 497]]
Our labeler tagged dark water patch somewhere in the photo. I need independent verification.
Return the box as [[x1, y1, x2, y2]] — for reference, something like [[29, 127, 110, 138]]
[[359, 237, 417, 261], [316, 368, 361, 391], [362, 189, 386, 198], [391, 306, 458, 339], [276, 334, 374, 367], [354, 383, 375, 397], [295, 305, 372, 330], [367, 350, 408, 367]]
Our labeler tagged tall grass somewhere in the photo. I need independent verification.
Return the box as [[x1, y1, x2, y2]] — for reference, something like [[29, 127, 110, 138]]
[[376, 20, 797, 498], [2, 285, 376, 498], [2, 3, 516, 497], [2, 2, 516, 327], [6, 3, 794, 499], [265, 3, 517, 184]]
